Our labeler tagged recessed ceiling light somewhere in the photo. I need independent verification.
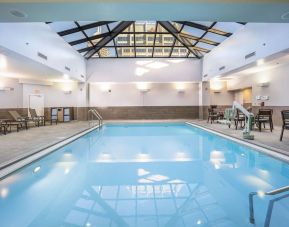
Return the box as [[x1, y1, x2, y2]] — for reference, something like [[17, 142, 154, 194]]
[[9, 9, 28, 18]]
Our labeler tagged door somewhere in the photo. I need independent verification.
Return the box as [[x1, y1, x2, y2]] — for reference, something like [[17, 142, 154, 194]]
[[29, 94, 45, 116]]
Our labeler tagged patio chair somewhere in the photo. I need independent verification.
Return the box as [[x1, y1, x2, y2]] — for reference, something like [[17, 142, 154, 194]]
[[29, 108, 46, 127], [234, 109, 246, 130], [0, 120, 8, 135], [280, 110, 289, 141], [207, 107, 219, 124], [8, 110, 29, 130], [255, 109, 273, 132]]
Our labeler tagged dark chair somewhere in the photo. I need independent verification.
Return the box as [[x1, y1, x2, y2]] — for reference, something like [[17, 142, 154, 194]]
[[280, 110, 289, 141], [255, 109, 273, 132], [29, 108, 46, 126], [0, 121, 8, 135], [207, 107, 219, 124], [8, 110, 29, 130], [234, 109, 246, 130]]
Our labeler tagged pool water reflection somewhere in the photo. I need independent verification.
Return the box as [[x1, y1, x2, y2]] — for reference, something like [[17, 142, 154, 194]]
[[1, 123, 289, 227]]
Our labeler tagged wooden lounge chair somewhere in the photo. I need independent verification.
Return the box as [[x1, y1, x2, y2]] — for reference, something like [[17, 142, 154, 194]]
[[255, 109, 273, 132], [280, 110, 289, 141], [29, 108, 46, 126], [8, 110, 29, 130]]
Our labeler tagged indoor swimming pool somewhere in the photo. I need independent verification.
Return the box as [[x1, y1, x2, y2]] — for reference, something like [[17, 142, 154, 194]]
[[1, 122, 289, 227]]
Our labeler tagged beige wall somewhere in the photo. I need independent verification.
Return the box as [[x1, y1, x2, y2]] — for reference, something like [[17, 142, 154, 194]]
[[227, 62, 289, 106], [89, 82, 199, 107]]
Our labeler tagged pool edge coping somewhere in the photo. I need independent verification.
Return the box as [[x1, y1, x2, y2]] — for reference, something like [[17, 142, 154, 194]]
[[186, 121, 289, 163], [0, 124, 101, 180]]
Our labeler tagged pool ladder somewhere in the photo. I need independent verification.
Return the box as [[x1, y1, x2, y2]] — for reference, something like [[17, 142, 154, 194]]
[[249, 185, 289, 226], [88, 109, 103, 129]]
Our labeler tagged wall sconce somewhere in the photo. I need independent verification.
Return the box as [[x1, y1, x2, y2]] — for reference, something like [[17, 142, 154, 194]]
[[257, 82, 270, 87], [175, 83, 186, 93], [137, 83, 150, 93], [99, 83, 112, 93], [64, 90, 72, 94]]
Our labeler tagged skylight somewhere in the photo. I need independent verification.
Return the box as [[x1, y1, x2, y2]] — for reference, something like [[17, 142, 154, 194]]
[[47, 21, 245, 59]]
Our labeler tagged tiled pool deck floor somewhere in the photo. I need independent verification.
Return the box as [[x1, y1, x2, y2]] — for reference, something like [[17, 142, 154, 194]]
[[0, 120, 289, 169]]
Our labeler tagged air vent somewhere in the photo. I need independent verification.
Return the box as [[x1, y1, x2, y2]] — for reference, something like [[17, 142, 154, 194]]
[[65, 66, 71, 71], [203, 74, 208, 78], [219, 66, 225, 71], [245, 51, 256, 60], [37, 52, 47, 60]]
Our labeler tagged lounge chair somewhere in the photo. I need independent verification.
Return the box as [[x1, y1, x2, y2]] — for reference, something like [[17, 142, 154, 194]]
[[8, 110, 29, 130], [29, 108, 46, 126], [255, 109, 273, 132], [280, 110, 289, 141]]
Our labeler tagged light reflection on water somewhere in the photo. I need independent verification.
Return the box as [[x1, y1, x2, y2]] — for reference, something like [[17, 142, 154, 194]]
[[1, 123, 289, 227]]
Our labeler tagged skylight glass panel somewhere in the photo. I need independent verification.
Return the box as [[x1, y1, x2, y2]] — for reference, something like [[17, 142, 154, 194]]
[[213, 22, 243, 34], [195, 42, 215, 51], [108, 22, 120, 30], [136, 47, 153, 57], [154, 34, 174, 46], [99, 47, 116, 57], [115, 34, 134, 46], [117, 47, 134, 57], [171, 47, 188, 57], [85, 26, 108, 37], [48, 22, 76, 33], [74, 42, 89, 51], [171, 22, 183, 32], [62, 32, 86, 43], [153, 47, 171, 57], [182, 26, 205, 37], [135, 34, 145, 46], [203, 32, 227, 43]]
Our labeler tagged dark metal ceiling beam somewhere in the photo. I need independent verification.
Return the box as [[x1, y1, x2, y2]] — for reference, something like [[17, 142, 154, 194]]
[[58, 21, 115, 36], [158, 21, 200, 58], [69, 32, 110, 46], [78, 45, 202, 53], [85, 21, 134, 59], [175, 21, 232, 37]]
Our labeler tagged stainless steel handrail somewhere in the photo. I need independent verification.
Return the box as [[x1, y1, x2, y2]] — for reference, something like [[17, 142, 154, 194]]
[[249, 185, 289, 224], [88, 109, 103, 128]]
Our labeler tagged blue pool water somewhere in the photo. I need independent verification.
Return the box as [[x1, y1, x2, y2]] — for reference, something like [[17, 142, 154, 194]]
[[1, 123, 289, 227]]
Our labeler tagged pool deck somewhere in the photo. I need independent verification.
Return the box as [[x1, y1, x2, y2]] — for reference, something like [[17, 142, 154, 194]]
[[0, 119, 289, 169], [0, 121, 91, 169], [189, 120, 289, 155]]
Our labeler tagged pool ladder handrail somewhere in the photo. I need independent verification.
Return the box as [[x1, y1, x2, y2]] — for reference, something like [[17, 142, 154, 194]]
[[249, 185, 289, 224], [88, 109, 103, 128]]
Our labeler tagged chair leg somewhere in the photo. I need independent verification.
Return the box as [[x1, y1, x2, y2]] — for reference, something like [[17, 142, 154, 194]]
[[280, 127, 284, 141], [259, 122, 261, 132]]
